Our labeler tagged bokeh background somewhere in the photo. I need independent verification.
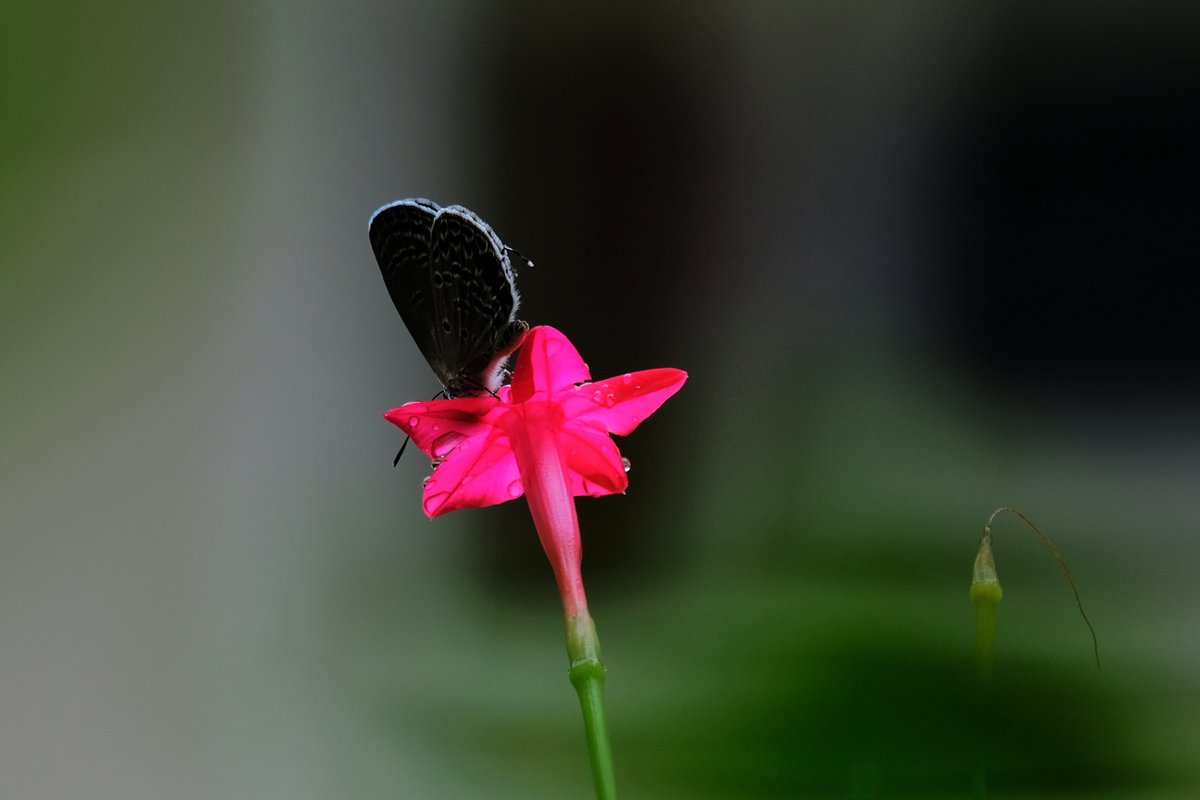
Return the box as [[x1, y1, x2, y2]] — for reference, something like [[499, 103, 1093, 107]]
[[3, 3, 1198, 798]]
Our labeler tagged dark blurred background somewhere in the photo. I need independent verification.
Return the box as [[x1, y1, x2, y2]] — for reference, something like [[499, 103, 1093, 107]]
[[3, 3, 1197, 798]]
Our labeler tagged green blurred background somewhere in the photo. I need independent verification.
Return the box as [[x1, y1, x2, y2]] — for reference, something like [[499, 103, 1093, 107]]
[[3, 3, 1197, 798]]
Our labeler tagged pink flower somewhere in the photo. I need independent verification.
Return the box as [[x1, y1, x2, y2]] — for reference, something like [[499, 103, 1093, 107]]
[[385, 325, 687, 616]]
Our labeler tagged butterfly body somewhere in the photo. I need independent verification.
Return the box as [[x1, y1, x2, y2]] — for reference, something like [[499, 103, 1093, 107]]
[[369, 198, 528, 397]]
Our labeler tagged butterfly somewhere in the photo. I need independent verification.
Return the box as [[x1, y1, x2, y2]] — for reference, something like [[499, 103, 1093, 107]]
[[369, 198, 529, 399]]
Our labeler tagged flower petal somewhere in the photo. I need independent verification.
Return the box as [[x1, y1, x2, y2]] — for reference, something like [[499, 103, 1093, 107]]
[[558, 368, 688, 435], [559, 421, 630, 498], [419, 423, 523, 517], [510, 326, 591, 403], [384, 396, 501, 459]]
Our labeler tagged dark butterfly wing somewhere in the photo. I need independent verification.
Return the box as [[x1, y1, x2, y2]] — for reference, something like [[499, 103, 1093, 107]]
[[369, 198, 445, 381], [370, 198, 525, 397], [426, 205, 523, 396]]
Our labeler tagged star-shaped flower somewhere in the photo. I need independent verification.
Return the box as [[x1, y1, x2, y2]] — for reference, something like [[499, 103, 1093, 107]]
[[386, 325, 687, 618], [386, 325, 687, 518]]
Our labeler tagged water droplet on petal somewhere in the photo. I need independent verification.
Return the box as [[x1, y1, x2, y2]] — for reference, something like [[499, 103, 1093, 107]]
[[432, 423, 441, 432], [407, 416, 420, 428], [507, 479, 524, 497], [621, 457, 632, 473], [622, 373, 633, 385], [592, 390, 603, 403], [605, 393, 616, 406]]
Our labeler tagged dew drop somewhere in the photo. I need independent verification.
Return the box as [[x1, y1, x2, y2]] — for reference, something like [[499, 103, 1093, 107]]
[[621, 457, 632, 473], [592, 390, 603, 403], [507, 479, 524, 497], [622, 373, 633, 385], [605, 393, 616, 406], [407, 416, 420, 428]]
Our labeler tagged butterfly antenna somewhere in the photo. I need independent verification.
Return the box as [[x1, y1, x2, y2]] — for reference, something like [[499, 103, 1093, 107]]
[[505, 245, 534, 270], [393, 389, 447, 466], [392, 436, 411, 467]]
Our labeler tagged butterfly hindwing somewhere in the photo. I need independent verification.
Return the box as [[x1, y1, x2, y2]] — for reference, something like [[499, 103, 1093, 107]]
[[428, 206, 521, 393]]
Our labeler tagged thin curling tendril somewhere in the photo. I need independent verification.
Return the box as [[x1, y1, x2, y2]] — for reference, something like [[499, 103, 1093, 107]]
[[985, 506, 1101, 670]]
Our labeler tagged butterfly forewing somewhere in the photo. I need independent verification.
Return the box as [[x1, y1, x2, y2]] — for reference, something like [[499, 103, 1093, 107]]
[[370, 198, 524, 397], [369, 198, 444, 377]]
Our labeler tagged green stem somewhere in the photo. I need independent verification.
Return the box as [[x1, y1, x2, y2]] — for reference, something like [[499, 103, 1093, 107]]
[[970, 522, 1003, 684], [970, 525, 1003, 800], [566, 613, 617, 800]]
